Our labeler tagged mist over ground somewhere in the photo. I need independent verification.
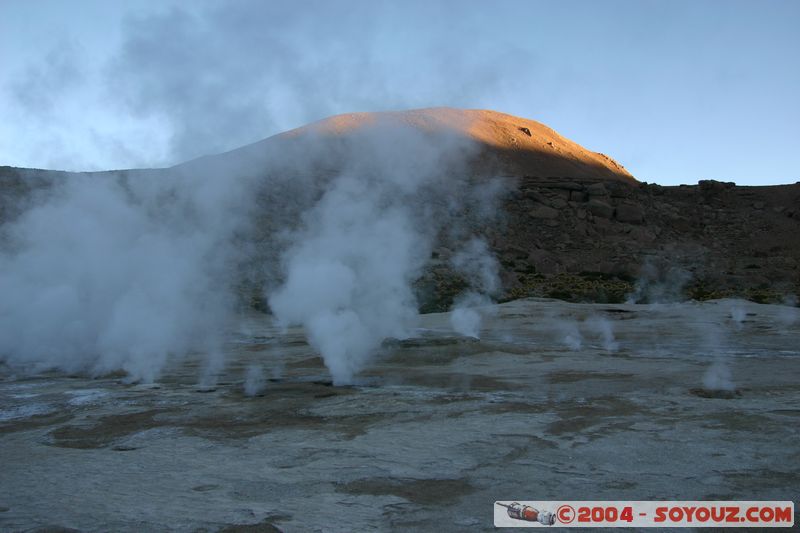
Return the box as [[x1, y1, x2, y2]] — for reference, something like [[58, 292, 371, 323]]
[[0, 167, 252, 382], [0, 114, 508, 384]]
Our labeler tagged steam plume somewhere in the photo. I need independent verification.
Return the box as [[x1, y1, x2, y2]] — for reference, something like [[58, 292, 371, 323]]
[[267, 119, 500, 384], [0, 169, 252, 382], [449, 238, 501, 339], [0, 114, 506, 386]]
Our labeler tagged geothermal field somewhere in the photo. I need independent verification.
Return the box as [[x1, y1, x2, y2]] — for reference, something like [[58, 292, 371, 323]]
[[1, 92, 799, 532], [3, 2, 800, 531], [1, 298, 798, 531]]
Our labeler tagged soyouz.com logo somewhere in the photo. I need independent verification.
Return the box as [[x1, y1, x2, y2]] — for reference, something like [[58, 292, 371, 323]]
[[494, 501, 795, 527]]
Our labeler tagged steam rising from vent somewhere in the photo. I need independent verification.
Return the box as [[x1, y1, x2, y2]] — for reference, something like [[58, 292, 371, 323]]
[[703, 360, 735, 391], [449, 238, 501, 339], [268, 176, 428, 384], [540, 314, 619, 352], [451, 238, 501, 297], [556, 319, 583, 351], [0, 170, 253, 382], [694, 307, 736, 392], [729, 304, 746, 329], [267, 120, 503, 384], [627, 258, 692, 304], [0, 112, 508, 385], [779, 295, 799, 330], [450, 292, 493, 338], [244, 364, 266, 397], [585, 316, 619, 352]]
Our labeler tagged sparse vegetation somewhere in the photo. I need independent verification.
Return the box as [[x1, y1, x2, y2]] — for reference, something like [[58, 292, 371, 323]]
[[506, 273, 633, 304]]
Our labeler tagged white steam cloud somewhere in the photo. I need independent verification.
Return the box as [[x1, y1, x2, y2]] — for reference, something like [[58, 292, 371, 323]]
[[779, 295, 798, 331], [449, 237, 501, 339], [729, 303, 746, 329], [692, 307, 736, 392], [703, 360, 735, 391], [556, 319, 583, 351], [0, 114, 507, 386], [540, 314, 619, 352], [244, 364, 266, 397], [450, 292, 493, 339], [626, 257, 692, 304], [1, 1, 538, 171], [268, 176, 427, 384], [0, 169, 252, 382], [585, 316, 619, 352], [267, 120, 503, 384]]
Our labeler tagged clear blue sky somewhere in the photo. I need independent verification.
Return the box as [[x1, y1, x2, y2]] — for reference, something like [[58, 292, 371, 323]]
[[1, 0, 798, 185]]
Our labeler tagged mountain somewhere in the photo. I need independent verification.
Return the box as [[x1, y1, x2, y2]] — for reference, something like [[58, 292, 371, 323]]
[[169, 107, 634, 185], [1, 108, 798, 308], [273, 108, 635, 182]]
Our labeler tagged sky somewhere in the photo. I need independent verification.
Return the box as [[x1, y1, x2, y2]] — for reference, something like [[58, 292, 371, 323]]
[[1, 0, 798, 185]]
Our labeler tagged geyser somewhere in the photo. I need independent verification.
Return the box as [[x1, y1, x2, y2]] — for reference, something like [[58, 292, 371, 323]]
[[267, 116, 503, 384]]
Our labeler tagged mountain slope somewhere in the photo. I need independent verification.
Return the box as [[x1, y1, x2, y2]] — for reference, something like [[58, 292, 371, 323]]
[[201, 107, 635, 182]]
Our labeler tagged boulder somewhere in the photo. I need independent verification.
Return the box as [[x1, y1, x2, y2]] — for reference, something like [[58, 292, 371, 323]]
[[587, 199, 614, 219], [549, 182, 583, 191], [552, 189, 571, 200], [569, 190, 586, 202], [529, 204, 559, 219], [586, 183, 608, 197], [615, 203, 645, 224]]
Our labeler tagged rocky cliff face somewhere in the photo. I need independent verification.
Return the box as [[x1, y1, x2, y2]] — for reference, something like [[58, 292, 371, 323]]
[[437, 177, 800, 307]]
